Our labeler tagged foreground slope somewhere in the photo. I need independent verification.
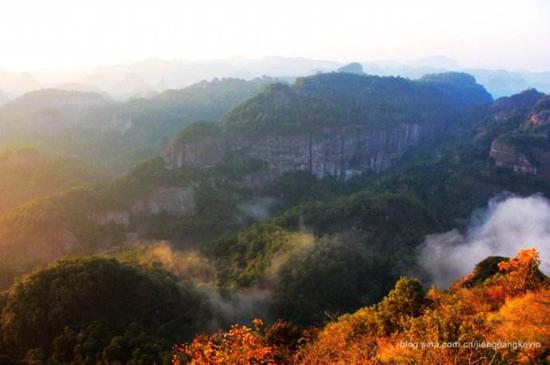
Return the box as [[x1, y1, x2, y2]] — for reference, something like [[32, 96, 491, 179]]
[[0, 257, 207, 364], [176, 249, 549, 364]]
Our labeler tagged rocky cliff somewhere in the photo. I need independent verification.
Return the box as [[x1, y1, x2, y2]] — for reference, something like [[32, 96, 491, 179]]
[[164, 123, 433, 182], [489, 93, 550, 178], [131, 186, 195, 216], [163, 72, 491, 183], [490, 139, 539, 175]]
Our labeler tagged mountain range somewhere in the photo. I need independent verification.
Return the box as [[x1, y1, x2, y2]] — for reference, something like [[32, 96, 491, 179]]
[[0, 68, 549, 364], [1, 56, 549, 103]]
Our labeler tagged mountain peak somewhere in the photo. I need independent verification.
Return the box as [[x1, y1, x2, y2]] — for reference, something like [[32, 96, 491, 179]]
[[337, 62, 365, 75]]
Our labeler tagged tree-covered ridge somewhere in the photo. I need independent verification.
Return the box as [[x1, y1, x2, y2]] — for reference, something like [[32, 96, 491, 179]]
[[490, 88, 545, 113], [0, 151, 269, 290], [0, 88, 109, 111], [0, 257, 208, 364], [175, 249, 550, 365], [204, 192, 436, 285], [223, 72, 492, 134], [0, 186, 126, 289], [174, 121, 221, 144], [118, 77, 276, 133], [0, 148, 105, 214], [0, 77, 276, 172], [531, 94, 550, 115]]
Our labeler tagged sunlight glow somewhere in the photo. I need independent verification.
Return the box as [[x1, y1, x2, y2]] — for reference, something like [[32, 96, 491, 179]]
[[0, 0, 549, 71]]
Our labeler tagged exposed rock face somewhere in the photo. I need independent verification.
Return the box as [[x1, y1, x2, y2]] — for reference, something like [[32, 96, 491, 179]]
[[490, 140, 538, 175], [529, 111, 550, 126], [162, 137, 224, 169], [528, 96, 550, 126], [164, 123, 433, 182], [164, 72, 491, 184], [490, 139, 550, 177], [131, 186, 195, 216], [233, 123, 428, 179], [488, 91, 550, 178]]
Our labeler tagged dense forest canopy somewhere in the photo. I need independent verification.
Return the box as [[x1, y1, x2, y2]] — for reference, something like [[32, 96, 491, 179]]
[[223, 72, 491, 134], [0, 258, 208, 364]]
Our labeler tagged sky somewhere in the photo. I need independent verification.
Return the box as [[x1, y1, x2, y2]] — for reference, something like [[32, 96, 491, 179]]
[[1, 0, 549, 71]]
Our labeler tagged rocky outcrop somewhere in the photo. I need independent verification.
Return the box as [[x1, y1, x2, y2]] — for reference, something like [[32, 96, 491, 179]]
[[131, 186, 195, 216], [529, 111, 550, 126], [164, 122, 433, 183], [528, 96, 550, 126], [164, 72, 491, 184], [490, 139, 550, 178], [162, 137, 224, 169], [488, 92, 550, 178], [490, 140, 538, 175]]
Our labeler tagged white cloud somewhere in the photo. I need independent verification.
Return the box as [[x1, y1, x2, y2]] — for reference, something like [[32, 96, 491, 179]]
[[420, 194, 550, 288]]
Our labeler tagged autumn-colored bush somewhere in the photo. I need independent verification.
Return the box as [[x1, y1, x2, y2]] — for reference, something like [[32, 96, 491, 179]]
[[176, 249, 549, 365], [494, 248, 545, 296], [293, 307, 379, 364], [173, 319, 302, 365], [488, 288, 550, 363]]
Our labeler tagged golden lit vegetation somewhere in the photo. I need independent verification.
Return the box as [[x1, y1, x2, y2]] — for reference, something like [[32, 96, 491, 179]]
[[174, 249, 549, 364]]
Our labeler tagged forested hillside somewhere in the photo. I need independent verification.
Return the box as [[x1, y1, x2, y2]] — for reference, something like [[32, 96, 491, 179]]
[[0, 148, 104, 214], [0, 77, 275, 171], [1, 0, 548, 363], [164, 72, 492, 183], [174, 249, 549, 364], [0, 258, 208, 364], [0, 72, 548, 364]]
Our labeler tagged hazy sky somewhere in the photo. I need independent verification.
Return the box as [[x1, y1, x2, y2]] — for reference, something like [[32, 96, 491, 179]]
[[2, 0, 549, 71]]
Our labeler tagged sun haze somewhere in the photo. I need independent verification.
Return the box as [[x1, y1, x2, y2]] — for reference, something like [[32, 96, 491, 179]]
[[1, 0, 549, 71]]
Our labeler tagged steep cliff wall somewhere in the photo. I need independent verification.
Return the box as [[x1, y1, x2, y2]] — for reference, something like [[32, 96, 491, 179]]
[[488, 93, 550, 178], [164, 72, 491, 184], [131, 186, 195, 216], [162, 137, 224, 169], [231, 123, 431, 179], [163, 122, 434, 182]]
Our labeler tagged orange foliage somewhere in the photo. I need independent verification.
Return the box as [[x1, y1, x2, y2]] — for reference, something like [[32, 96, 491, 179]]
[[488, 288, 550, 363], [173, 319, 300, 365], [496, 248, 543, 296], [297, 250, 549, 364], [175, 250, 549, 365], [294, 307, 379, 364]]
